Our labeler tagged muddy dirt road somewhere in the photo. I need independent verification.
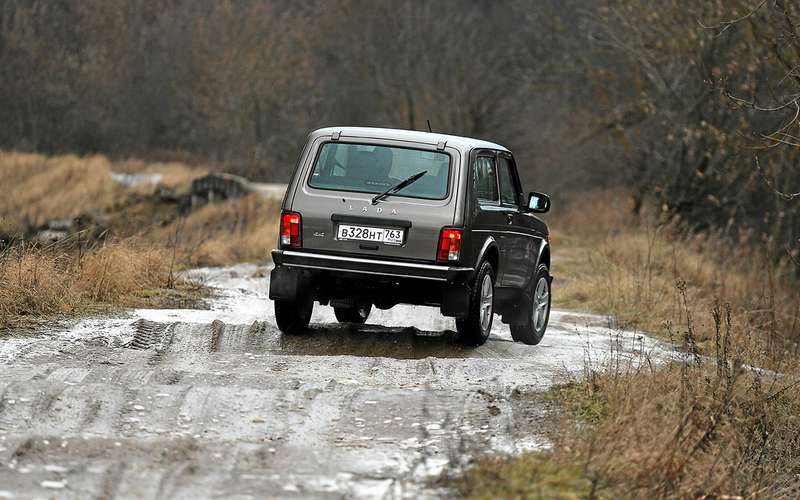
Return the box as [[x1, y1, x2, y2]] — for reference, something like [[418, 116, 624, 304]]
[[0, 265, 663, 499]]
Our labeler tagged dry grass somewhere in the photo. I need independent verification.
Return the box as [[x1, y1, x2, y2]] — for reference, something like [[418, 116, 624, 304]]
[[0, 240, 189, 329], [76, 242, 174, 302], [0, 151, 123, 231], [147, 194, 280, 267], [551, 190, 800, 361], [552, 358, 800, 498], [456, 190, 800, 499], [1, 149, 271, 267], [0, 151, 208, 235], [0, 150, 269, 328]]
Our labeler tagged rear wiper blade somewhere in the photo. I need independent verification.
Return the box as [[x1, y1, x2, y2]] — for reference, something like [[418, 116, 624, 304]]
[[371, 170, 427, 205]]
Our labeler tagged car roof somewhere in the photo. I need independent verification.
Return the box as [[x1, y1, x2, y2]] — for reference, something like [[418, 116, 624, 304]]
[[310, 126, 510, 153]]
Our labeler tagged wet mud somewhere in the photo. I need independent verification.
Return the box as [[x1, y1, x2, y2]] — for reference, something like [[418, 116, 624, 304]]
[[0, 264, 666, 499]]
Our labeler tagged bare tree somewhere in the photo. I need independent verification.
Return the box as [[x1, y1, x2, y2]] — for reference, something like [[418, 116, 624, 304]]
[[585, 0, 800, 264]]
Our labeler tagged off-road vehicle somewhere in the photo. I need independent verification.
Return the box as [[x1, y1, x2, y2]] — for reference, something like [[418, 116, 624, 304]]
[[269, 127, 551, 345]]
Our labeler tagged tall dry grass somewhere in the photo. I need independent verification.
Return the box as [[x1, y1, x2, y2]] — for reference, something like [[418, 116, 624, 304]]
[[0, 152, 123, 231], [552, 190, 800, 362], [148, 193, 280, 267], [0, 240, 174, 328], [456, 190, 800, 499]]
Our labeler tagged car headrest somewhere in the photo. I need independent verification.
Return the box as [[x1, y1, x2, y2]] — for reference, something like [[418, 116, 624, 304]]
[[374, 147, 393, 176], [347, 150, 373, 179]]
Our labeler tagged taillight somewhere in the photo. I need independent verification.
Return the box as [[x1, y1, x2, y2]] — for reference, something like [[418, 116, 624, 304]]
[[280, 211, 302, 248], [437, 228, 462, 262]]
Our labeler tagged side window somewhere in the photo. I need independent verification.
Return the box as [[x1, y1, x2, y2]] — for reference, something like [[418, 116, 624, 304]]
[[474, 156, 498, 203], [497, 156, 519, 207]]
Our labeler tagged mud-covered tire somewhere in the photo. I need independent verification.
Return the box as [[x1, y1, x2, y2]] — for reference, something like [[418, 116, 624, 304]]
[[334, 303, 372, 324], [456, 261, 495, 346], [510, 264, 551, 345], [275, 296, 313, 335]]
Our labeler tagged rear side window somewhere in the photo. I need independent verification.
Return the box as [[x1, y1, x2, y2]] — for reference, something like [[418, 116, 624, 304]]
[[497, 156, 519, 206], [308, 142, 450, 200], [474, 156, 498, 203]]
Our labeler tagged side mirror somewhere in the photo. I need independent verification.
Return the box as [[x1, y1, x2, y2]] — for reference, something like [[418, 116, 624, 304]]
[[527, 192, 551, 213]]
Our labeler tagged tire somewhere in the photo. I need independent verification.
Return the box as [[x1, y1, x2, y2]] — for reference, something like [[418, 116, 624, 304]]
[[456, 261, 495, 346], [274, 296, 313, 335], [334, 302, 372, 324], [511, 264, 551, 345]]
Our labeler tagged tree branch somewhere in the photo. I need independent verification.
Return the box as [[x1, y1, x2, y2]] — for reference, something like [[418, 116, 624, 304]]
[[755, 156, 800, 200], [699, 0, 770, 36]]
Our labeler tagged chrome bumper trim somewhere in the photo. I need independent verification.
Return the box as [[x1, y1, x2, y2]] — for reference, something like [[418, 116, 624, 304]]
[[279, 250, 472, 273]]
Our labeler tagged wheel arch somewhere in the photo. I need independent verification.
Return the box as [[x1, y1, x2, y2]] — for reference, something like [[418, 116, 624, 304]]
[[475, 236, 499, 273], [538, 241, 550, 271]]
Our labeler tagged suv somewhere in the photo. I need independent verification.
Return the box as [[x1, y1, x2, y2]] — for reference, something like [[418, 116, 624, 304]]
[[269, 127, 552, 346]]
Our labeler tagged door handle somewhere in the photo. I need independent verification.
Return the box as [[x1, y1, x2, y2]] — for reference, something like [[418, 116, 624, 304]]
[[506, 213, 514, 224]]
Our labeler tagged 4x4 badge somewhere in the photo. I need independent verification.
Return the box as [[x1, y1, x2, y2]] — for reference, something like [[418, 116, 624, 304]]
[[348, 205, 398, 215]]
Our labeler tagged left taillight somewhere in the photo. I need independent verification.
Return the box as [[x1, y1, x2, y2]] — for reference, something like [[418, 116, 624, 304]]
[[437, 228, 462, 262], [280, 211, 302, 248]]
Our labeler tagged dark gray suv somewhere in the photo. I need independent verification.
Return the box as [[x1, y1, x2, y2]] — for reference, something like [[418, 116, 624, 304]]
[[269, 127, 551, 346]]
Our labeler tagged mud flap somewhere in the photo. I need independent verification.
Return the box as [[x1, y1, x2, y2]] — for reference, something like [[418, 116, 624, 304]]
[[440, 284, 470, 318], [269, 266, 305, 301], [498, 287, 530, 325]]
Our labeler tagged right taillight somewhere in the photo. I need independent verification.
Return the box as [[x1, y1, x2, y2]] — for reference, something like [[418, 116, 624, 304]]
[[437, 228, 462, 262], [280, 211, 302, 248]]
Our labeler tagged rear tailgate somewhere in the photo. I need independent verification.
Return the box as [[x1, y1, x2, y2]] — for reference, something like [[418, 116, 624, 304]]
[[288, 143, 462, 263]]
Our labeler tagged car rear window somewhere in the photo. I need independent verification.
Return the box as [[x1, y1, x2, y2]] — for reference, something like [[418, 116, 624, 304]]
[[308, 142, 450, 200]]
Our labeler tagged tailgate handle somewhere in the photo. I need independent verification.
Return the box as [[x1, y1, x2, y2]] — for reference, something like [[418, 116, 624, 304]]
[[331, 213, 412, 229]]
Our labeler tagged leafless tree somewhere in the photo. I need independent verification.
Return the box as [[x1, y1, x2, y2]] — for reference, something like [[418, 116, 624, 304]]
[[585, 0, 800, 265]]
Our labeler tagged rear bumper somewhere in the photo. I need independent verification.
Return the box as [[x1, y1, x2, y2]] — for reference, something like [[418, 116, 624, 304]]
[[271, 249, 474, 283]]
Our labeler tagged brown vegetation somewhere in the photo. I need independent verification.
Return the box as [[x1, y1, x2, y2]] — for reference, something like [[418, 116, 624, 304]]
[[0, 152, 123, 231], [554, 191, 800, 361], [150, 194, 280, 268], [587, 0, 800, 262], [0, 151, 207, 234], [455, 192, 800, 499], [0, 152, 273, 328], [0, 240, 189, 329]]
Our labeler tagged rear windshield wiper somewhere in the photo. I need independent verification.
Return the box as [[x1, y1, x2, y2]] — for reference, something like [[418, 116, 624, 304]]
[[371, 170, 427, 205]]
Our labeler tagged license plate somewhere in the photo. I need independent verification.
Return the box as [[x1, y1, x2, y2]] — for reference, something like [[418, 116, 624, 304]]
[[337, 224, 404, 245]]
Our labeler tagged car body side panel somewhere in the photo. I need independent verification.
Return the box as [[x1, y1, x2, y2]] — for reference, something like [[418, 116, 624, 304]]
[[283, 133, 314, 210], [500, 153, 540, 289], [462, 149, 507, 284]]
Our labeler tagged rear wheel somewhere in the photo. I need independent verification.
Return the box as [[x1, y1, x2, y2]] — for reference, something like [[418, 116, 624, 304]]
[[456, 261, 495, 346], [334, 302, 372, 324], [275, 296, 313, 335], [510, 264, 551, 345]]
